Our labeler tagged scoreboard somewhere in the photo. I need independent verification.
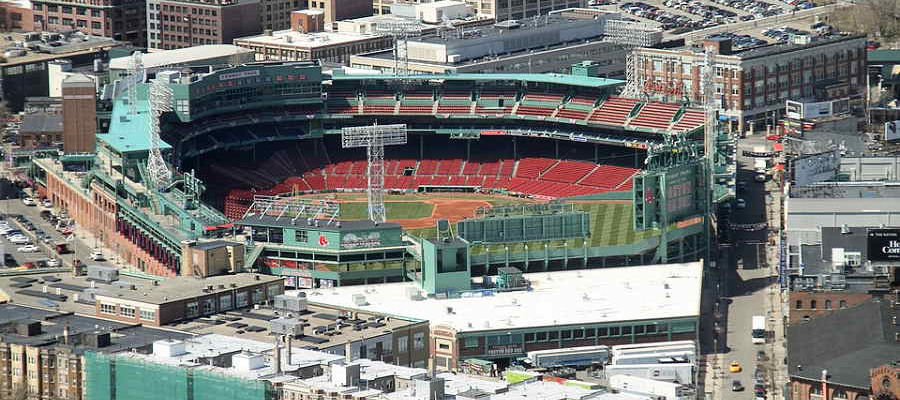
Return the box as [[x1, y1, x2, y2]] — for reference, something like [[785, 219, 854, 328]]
[[633, 162, 704, 231]]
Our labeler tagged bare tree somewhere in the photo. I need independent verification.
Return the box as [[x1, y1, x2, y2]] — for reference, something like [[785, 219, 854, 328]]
[[831, 0, 900, 39]]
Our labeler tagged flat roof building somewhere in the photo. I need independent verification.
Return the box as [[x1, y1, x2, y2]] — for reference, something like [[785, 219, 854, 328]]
[[92, 273, 285, 326], [299, 262, 703, 370], [146, 0, 262, 50], [233, 24, 393, 66], [0, 31, 121, 112], [349, 15, 629, 76], [108, 45, 255, 80]]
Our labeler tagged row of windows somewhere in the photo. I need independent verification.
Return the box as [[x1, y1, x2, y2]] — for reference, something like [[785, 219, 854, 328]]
[[795, 299, 848, 310], [396, 332, 426, 352], [100, 303, 156, 321], [34, 4, 102, 17], [160, 4, 218, 16]]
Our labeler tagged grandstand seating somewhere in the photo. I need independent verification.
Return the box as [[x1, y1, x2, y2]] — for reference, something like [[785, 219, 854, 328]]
[[589, 97, 640, 126], [515, 157, 557, 179], [672, 109, 706, 132], [627, 102, 682, 131], [541, 161, 597, 183], [579, 165, 639, 190]]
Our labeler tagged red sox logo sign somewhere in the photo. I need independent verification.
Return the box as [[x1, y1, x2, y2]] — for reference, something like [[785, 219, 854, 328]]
[[645, 189, 656, 203], [318, 234, 329, 246]]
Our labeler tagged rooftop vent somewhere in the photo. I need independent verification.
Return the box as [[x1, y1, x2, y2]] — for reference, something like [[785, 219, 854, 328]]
[[153, 339, 187, 358], [232, 352, 266, 372], [494, 20, 520, 29]]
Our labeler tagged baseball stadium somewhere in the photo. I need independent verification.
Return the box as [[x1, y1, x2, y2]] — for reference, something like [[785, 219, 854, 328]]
[[31, 60, 733, 291]]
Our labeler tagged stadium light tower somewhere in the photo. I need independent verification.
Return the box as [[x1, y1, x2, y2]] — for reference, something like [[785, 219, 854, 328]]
[[375, 21, 421, 76], [701, 46, 718, 264], [341, 124, 407, 223], [147, 77, 174, 191], [126, 51, 144, 116]]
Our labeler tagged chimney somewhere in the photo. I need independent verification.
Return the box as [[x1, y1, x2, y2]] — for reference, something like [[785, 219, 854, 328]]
[[822, 369, 828, 399], [63, 325, 70, 345], [274, 336, 283, 374], [702, 36, 732, 55], [286, 335, 292, 366]]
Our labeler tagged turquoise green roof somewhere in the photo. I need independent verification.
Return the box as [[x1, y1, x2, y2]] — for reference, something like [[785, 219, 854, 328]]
[[330, 72, 624, 89], [868, 49, 900, 64], [97, 83, 173, 155]]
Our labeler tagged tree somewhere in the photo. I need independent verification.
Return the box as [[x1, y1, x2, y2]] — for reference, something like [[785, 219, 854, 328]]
[[831, 0, 900, 39]]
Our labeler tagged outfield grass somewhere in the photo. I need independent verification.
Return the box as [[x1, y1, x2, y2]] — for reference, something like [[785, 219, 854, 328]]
[[409, 201, 661, 252], [339, 201, 434, 220]]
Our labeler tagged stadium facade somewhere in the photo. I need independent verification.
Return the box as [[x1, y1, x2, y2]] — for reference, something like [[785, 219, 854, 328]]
[[31, 60, 731, 288]]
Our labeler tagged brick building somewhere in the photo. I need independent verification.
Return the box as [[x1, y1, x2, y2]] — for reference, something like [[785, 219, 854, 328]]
[[92, 274, 284, 326], [0, 0, 34, 31], [789, 291, 873, 324], [31, 0, 145, 46], [146, 0, 261, 50], [870, 363, 900, 400], [631, 34, 867, 131], [61, 74, 96, 154], [0, 303, 190, 400], [306, 0, 372, 23], [788, 296, 900, 400]]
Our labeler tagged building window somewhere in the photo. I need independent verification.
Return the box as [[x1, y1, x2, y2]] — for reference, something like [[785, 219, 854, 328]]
[[839, 300, 847, 308], [810, 300, 817, 309], [622, 326, 632, 335], [825, 300, 832, 309], [795, 300, 802, 309], [414, 332, 425, 350], [236, 291, 249, 307], [397, 336, 408, 352], [202, 298, 215, 315], [119, 305, 135, 318], [219, 294, 232, 311], [267, 284, 280, 299], [140, 309, 155, 321], [295, 230, 308, 243], [252, 288, 263, 304], [91, 21, 101, 29], [100, 303, 116, 314], [186, 301, 199, 318]]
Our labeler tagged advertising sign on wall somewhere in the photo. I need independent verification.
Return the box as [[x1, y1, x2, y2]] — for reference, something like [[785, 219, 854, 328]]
[[341, 231, 382, 249], [867, 228, 900, 261]]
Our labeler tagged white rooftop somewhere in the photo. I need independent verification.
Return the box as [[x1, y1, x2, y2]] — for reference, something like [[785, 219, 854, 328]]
[[126, 334, 344, 380], [356, 358, 428, 380], [234, 29, 385, 48], [298, 262, 703, 332], [435, 372, 508, 395], [109, 45, 253, 70]]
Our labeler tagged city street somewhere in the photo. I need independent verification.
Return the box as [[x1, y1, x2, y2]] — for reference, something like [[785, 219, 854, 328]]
[[706, 132, 786, 400]]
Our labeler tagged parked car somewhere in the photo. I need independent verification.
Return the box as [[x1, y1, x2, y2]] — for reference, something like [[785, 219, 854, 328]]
[[21, 197, 36, 206], [732, 380, 744, 391], [46, 258, 60, 267], [8, 236, 30, 245], [17, 244, 39, 252], [41, 199, 52, 208], [90, 249, 104, 261]]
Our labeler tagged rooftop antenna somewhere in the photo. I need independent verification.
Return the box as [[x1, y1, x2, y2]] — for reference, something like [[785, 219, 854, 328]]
[[341, 124, 408, 223]]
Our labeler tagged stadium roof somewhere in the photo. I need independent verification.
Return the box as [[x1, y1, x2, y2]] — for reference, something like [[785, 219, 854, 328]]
[[297, 262, 703, 333], [330, 72, 624, 89], [109, 45, 253, 70], [97, 84, 173, 155]]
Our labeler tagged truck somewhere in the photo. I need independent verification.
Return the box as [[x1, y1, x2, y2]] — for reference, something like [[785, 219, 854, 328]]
[[751, 315, 766, 344], [525, 345, 609, 369]]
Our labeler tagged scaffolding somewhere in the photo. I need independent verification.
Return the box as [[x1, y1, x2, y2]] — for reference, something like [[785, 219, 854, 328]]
[[474, 202, 575, 219], [84, 352, 273, 400]]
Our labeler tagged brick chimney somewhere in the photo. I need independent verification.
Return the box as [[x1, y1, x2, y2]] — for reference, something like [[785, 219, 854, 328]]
[[291, 9, 324, 33]]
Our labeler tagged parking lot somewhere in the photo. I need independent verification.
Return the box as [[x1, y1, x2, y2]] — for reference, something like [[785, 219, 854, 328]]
[[0, 197, 116, 272]]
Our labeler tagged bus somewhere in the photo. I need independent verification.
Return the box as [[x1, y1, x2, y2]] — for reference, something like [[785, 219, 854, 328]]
[[752, 315, 766, 344]]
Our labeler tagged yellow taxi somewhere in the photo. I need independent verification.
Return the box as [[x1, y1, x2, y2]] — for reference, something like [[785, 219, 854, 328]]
[[729, 361, 743, 373]]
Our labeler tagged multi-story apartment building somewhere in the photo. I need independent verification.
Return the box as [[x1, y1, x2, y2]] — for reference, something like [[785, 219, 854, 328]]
[[463, 0, 585, 21], [259, 0, 302, 31], [631, 34, 867, 131], [0, 303, 189, 400], [31, 0, 145, 46], [146, 0, 261, 50], [0, 0, 33, 31]]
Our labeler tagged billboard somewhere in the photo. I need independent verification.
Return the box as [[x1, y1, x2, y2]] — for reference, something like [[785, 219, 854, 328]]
[[885, 120, 900, 141], [633, 162, 702, 230], [866, 228, 900, 261], [785, 98, 852, 120], [793, 150, 840, 186]]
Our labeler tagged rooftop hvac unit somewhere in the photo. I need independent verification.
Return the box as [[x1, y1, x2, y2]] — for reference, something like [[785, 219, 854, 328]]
[[270, 317, 305, 336], [153, 339, 187, 358], [352, 294, 368, 306], [274, 293, 307, 312]]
